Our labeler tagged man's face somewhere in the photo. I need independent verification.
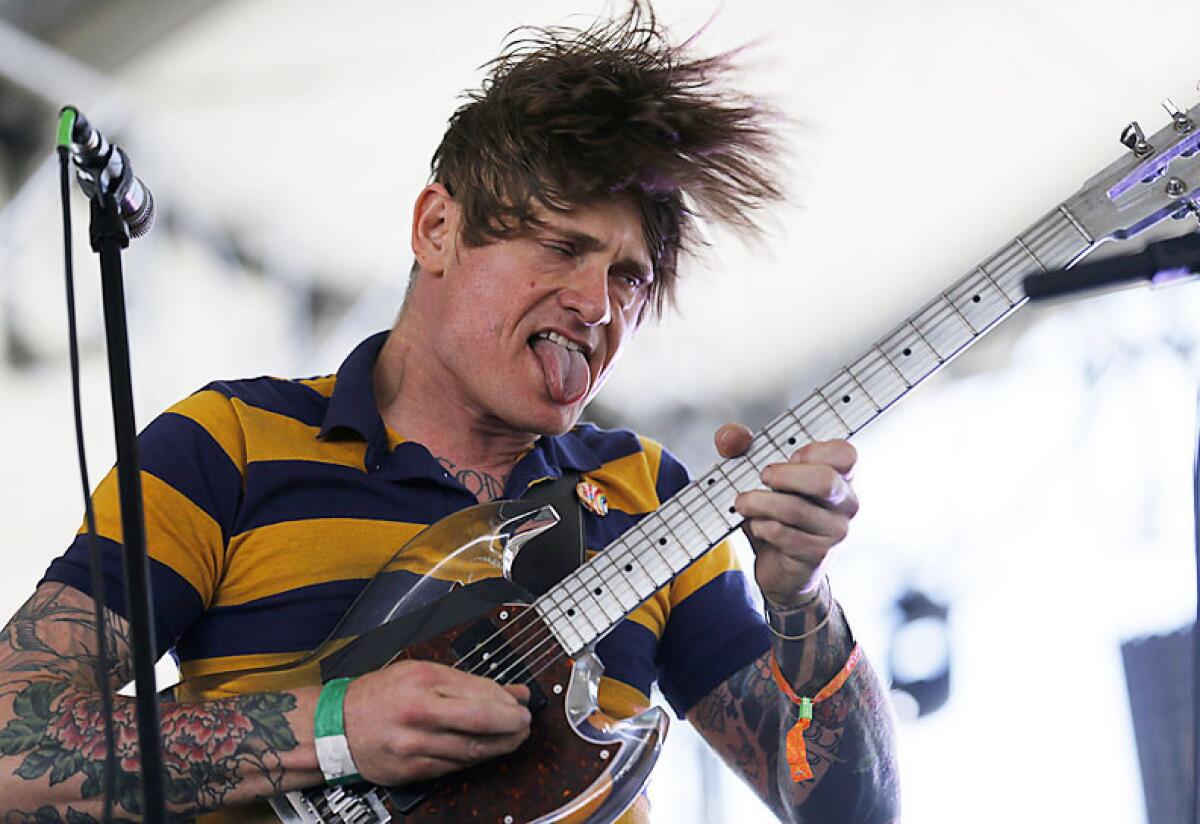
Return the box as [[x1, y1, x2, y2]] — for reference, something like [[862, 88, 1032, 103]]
[[428, 197, 653, 437]]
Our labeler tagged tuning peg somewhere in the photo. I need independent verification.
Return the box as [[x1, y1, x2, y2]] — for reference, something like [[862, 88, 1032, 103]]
[[1162, 98, 1194, 133], [1120, 121, 1154, 156]]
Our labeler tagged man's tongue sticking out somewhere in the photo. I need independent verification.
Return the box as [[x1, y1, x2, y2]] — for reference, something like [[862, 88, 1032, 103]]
[[530, 337, 591, 405]]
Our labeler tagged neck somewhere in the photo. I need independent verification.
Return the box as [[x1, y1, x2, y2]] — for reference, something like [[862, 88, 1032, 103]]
[[373, 324, 535, 496]]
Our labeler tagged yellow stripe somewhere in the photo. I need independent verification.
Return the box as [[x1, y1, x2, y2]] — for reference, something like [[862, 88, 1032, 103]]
[[297, 374, 336, 398], [218, 518, 427, 605], [84, 469, 223, 605], [231, 399, 367, 469], [584, 437, 664, 515], [598, 676, 650, 719], [669, 539, 742, 607], [167, 389, 246, 473]]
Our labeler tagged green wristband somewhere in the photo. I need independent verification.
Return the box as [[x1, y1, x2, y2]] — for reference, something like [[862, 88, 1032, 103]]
[[314, 677, 362, 785]]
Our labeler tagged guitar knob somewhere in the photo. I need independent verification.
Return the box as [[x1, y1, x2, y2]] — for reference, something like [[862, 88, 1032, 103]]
[[1162, 98, 1195, 133], [1120, 121, 1153, 156]]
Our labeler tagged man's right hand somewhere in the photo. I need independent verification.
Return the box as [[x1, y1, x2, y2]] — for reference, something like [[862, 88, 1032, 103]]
[[342, 660, 532, 785]]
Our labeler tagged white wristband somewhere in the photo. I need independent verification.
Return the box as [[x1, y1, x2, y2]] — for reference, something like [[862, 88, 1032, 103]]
[[315, 733, 361, 784]]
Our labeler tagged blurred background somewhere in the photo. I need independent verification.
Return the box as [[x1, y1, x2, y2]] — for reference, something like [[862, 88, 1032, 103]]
[[2, 1, 1199, 821]]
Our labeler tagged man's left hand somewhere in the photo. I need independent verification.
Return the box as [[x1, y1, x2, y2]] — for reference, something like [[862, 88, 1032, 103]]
[[714, 423, 859, 608]]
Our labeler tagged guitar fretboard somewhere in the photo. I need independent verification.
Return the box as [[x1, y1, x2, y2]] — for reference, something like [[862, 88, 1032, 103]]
[[536, 203, 1096, 656]]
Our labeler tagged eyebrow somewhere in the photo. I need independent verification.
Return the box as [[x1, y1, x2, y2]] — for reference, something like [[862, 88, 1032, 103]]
[[548, 227, 654, 281]]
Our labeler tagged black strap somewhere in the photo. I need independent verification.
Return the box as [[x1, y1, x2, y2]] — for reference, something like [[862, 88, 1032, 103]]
[[511, 471, 584, 597]]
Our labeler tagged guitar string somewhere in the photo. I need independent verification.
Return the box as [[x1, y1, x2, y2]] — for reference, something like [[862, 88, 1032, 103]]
[[444, 227, 1086, 681]]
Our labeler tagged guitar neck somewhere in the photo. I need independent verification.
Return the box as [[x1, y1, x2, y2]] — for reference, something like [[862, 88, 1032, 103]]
[[536, 202, 1098, 656]]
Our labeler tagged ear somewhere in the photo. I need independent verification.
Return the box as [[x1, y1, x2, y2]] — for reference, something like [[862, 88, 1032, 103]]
[[411, 183, 458, 277]]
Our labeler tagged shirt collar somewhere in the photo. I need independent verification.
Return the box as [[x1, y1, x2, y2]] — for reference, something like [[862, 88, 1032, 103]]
[[318, 330, 390, 445]]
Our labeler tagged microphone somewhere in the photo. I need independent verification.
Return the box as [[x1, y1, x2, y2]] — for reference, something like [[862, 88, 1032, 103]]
[[62, 105, 155, 238], [1023, 231, 1200, 300]]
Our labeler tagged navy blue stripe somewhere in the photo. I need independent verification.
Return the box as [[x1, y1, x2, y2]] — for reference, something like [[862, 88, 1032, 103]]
[[139, 412, 242, 542], [235, 460, 469, 533], [595, 619, 659, 697], [657, 570, 771, 717], [176, 579, 370, 659], [654, 447, 691, 503], [204, 377, 328, 429], [41, 534, 206, 659]]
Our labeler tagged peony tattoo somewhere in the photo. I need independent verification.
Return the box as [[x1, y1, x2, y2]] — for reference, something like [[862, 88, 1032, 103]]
[[0, 680, 297, 815], [0, 586, 300, 817]]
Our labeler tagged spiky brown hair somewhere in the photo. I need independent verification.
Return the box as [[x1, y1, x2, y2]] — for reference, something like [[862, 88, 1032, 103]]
[[429, 2, 784, 315]]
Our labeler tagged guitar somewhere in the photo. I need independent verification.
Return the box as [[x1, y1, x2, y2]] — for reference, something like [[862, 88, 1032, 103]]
[[203, 98, 1200, 823]]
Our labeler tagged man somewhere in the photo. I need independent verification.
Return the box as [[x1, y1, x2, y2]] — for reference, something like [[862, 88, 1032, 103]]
[[0, 4, 899, 822]]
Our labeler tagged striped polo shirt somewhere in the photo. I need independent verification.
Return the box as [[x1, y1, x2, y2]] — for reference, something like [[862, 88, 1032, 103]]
[[43, 331, 770, 813]]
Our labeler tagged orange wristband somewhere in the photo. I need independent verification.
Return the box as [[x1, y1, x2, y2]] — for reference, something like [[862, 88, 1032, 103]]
[[769, 646, 862, 782]]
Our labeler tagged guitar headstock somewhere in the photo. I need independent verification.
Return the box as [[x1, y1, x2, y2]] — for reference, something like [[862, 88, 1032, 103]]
[[1067, 97, 1200, 244]]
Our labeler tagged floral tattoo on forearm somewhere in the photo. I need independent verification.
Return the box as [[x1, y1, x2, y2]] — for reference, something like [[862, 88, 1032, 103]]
[[0, 585, 301, 817]]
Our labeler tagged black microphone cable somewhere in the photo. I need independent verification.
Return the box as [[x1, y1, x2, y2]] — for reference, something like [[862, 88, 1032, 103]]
[[56, 106, 118, 824]]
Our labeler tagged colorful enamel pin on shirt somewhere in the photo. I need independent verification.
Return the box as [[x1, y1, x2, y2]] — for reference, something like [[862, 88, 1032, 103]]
[[575, 481, 608, 516]]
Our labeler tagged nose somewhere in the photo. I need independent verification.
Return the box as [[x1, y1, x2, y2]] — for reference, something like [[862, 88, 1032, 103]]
[[560, 261, 612, 326]]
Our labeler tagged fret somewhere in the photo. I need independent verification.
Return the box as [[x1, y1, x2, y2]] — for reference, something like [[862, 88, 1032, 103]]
[[651, 505, 694, 556], [666, 505, 708, 559], [593, 553, 639, 608], [878, 323, 940, 385], [1015, 237, 1048, 274], [942, 292, 978, 333], [633, 532, 675, 583], [1057, 204, 1093, 246], [795, 392, 852, 440], [976, 263, 1018, 304], [638, 525, 686, 582], [559, 582, 603, 638], [724, 454, 761, 491], [983, 241, 1036, 306], [638, 519, 691, 572], [702, 463, 745, 529], [944, 271, 1011, 333], [676, 482, 729, 545], [818, 370, 879, 431], [744, 433, 787, 472], [1025, 208, 1090, 270], [579, 566, 625, 623], [612, 547, 659, 600], [764, 412, 809, 455], [542, 614, 582, 655], [849, 349, 907, 409], [911, 297, 973, 358]]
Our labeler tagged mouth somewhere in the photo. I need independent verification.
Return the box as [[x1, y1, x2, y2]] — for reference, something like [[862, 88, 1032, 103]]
[[528, 330, 594, 406], [530, 329, 592, 357]]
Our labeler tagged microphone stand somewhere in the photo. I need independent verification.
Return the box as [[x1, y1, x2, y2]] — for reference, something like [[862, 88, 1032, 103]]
[[88, 190, 167, 823]]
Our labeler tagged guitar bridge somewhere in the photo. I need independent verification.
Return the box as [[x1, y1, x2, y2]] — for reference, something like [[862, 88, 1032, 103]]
[[273, 784, 392, 823]]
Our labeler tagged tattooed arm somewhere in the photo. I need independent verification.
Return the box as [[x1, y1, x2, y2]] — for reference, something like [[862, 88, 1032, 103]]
[[688, 588, 899, 823], [0, 583, 323, 819], [0, 583, 531, 820]]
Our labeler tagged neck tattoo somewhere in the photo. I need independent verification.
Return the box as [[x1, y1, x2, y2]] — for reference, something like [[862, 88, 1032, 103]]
[[435, 456, 508, 501]]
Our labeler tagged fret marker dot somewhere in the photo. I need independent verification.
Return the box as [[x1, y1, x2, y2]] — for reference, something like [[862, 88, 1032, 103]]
[[594, 587, 603, 596], [566, 608, 575, 617], [902, 348, 912, 357], [728, 506, 736, 514], [841, 395, 851, 404], [706, 478, 715, 485], [788, 437, 796, 445], [972, 294, 981, 303], [624, 564, 633, 572], [658, 537, 667, 546]]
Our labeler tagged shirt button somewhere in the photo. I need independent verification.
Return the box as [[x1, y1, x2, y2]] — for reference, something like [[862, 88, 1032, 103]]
[[372, 462, 381, 472]]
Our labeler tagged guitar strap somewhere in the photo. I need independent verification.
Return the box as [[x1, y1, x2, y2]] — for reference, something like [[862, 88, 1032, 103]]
[[510, 470, 585, 597]]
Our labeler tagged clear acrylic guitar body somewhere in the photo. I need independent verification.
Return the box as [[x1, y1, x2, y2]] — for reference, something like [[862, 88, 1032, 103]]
[[193, 500, 665, 823]]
